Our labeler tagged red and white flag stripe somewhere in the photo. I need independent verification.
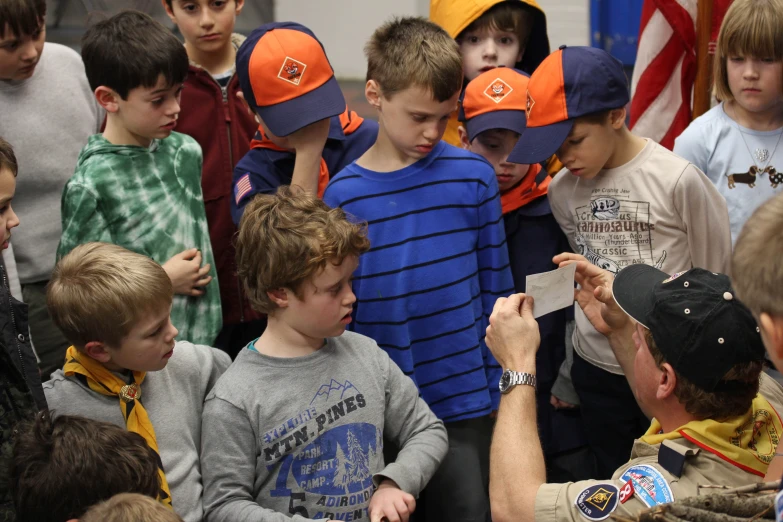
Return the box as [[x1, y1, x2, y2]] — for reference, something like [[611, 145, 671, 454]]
[[629, 0, 697, 150]]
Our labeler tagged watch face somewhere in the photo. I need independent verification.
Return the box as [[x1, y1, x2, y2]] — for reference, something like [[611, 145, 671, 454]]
[[499, 370, 511, 393]]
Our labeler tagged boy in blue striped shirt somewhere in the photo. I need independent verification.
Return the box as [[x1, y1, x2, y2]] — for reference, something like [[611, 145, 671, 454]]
[[323, 16, 514, 522]]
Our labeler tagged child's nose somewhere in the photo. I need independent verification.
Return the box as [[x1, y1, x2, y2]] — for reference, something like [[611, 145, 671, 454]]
[[483, 40, 498, 59]]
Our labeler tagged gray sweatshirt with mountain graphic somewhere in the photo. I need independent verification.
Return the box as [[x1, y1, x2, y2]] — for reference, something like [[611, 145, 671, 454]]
[[201, 331, 448, 522]]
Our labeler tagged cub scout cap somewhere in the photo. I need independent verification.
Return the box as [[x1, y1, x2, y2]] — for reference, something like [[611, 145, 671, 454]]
[[508, 45, 630, 165], [237, 22, 346, 137], [458, 67, 529, 142], [612, 265, 765, 392]]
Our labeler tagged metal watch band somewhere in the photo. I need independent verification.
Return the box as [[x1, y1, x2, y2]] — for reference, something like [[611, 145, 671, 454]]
[[511, 371, 536, 390]]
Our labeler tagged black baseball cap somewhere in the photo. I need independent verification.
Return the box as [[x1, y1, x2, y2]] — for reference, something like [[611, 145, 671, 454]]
[[612, 265, 765, 392]]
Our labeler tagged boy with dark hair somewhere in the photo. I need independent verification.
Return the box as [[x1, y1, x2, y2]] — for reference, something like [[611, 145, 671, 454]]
[[508, 45, 733, 477], [201, 187, 447, 522], [81, 493, 185, 522], [0, 0, 103, 379], [430, 0, 550, 148], [162, 0, 267, 356], [230, 21, 377, 223], [323, 17, 514, 522], [11, 412, 161, 522], [57, 10, 222, 347], [457, 67, 592, 482], [44, 242, 230, 522], [0, 136, 47, 522]]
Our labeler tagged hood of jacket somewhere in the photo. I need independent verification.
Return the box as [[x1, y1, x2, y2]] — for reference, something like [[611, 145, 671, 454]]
[[76, 134, 158, 168], [430, 0, 550, 74]]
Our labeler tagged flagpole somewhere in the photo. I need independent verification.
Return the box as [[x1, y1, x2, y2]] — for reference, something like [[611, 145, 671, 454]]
[[692, 0, 714, 119]]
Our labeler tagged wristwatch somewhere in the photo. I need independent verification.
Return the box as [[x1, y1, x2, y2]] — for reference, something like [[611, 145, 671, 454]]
[[499, 369, 537, 394]]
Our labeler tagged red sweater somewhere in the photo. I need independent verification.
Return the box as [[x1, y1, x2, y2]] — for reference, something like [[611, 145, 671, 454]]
[[177, 36, 263, 326]]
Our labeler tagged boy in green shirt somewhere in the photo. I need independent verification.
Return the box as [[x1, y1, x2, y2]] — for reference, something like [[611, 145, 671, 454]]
[[57, 10, 221, 346]]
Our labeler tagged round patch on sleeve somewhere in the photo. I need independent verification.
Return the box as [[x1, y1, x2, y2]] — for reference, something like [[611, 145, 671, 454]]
[[574, 484, 619, 521], [620, 464, 674, 508]]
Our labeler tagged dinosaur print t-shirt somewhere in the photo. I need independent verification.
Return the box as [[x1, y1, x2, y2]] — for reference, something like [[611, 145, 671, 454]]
[[547, 139, 732, 374], [674, 102, 783, 243]]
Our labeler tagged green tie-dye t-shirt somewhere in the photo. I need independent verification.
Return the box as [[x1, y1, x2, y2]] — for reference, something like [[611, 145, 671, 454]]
[[58, 132, 222, 346]]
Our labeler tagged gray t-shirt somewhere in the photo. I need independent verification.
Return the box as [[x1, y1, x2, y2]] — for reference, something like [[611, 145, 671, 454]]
[[0, 43, 103, 283], [201, 331, 448, 522], [674, 102, 783, 243], [43, 341, 230, 522]]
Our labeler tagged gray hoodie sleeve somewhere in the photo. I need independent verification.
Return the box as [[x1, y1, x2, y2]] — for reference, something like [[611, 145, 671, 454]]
[[202, 397, 326, 522], [373, 351, 448, 496]]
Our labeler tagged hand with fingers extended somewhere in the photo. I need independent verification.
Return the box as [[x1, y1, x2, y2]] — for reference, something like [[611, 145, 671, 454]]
[[552, 252, 628, 336], [486, 293, 540, 369], [368, 480, 416, 522], [162, 248, 212, 297]]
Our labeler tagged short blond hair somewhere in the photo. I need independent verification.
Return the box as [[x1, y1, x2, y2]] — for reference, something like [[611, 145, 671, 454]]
[[236, 187, 370, 314], [733, 192, 783, 318], [365, 17, 463, 102], [80, 493, 183, 522], [47, 243, 173, 348], [713, 0, 783, 101]]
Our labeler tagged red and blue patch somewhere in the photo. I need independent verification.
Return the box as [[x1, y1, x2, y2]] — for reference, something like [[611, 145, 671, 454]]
[[235, 173, 254, 206]]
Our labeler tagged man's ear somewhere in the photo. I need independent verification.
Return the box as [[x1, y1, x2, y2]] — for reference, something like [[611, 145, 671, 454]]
[[267, 288, 289, 308], [84, 341, 112, 364], [760, 313, 783, 364], [457, 126, 471, 150], [95, 86, 120, 113], [610, 107, 627, 129], [365, 80, 382, 110], [656, 362, 677, 400]]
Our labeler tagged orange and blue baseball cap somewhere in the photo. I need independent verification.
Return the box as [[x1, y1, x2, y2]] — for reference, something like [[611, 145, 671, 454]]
[[508, 45, 630, 165], [237, 22, 346, 137], [458, 67, 529, 142]]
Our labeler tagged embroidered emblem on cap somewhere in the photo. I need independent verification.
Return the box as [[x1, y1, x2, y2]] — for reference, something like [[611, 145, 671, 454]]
[[526, 89, 535, 116], [574, 484, 618, 521], [483, 78, 513, 104], [662, 271, 686, 284], [278, 57, 307, 85], [620, 464, 674, 508]]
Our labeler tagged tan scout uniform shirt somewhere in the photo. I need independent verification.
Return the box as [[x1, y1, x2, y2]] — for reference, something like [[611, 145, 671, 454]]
[[535, 374, 783, 522]]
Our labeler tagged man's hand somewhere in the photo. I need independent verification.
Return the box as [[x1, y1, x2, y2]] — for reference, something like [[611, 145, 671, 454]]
[[550, 394, 577, 410], [368, 480, 415, 522], [486, 293, 540, 370], [162, 248, 212, 296], [552, 253, 628, 336]]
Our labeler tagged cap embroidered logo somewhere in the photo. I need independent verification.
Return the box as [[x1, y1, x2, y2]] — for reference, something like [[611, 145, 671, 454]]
[[278, 57, 307, 85], [526, 90, 535, 117], [483, 79, 513, 104]]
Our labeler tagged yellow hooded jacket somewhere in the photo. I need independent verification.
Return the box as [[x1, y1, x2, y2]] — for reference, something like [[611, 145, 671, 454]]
[[430, 0, 550, 148]]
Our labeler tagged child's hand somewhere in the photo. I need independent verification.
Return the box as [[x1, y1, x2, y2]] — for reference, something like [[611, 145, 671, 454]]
[[368, 479, 415, 522], [550, 394, 578, 410], [162, 248, 212, 296], [288, 118, 331, 194]]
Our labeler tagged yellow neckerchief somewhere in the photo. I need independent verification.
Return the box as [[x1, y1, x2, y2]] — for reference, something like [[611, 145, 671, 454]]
[[640, 393, 783, 477], [63, 346, 173, 507]]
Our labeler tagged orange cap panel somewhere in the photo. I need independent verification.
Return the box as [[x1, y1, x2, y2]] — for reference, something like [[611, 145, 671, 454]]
[[525, 50, 569, 128], [463, 68, 529, 120], [248, 28, 335, 107]]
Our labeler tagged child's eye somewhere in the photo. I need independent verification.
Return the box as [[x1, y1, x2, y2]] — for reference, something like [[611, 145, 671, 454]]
[[499, 36, 515, 45], [0, 205, 8, 214], [151, 98, 164, 105], [729, 56, 744, 62], [182, 4, 197, 12], [213, 0, 227, 7], [467, 36, 480, 44], [762, 57, 777, 63], [412, 115, 426, 123], [569, 138, 585, 145]]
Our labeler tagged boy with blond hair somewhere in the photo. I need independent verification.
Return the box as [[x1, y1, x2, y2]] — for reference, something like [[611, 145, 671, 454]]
[[201, 187, 447, 522], [323, 17, 514, 521], [43, 242, 230, 522], [162, 0, 267, 355], [57, 10, 222, 347], [508, 45, 733, 477], [81, 494, 185, 522]]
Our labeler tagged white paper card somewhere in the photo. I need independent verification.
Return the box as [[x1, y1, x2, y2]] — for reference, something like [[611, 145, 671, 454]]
[[524, 263, 576, 319]]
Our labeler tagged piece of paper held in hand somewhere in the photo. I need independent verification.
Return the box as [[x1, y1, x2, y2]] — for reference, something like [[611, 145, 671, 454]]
[[524, 263, 576, 319]]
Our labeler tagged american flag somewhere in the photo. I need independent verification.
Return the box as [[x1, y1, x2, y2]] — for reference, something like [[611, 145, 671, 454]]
[[629, 0, 732, 149], [234, 173, 253, 206]]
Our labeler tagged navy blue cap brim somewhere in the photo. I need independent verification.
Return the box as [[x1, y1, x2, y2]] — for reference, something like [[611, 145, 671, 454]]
[[508, 119, 573, 165], [612, 264, 669, 329], [465, 110, 527, 142], [256, 75, 346, 137]]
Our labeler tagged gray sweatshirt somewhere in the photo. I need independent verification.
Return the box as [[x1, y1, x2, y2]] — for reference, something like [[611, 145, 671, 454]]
[[0, 42, 103, 283], [201, 331, 448, 522], [43, 341, 230, 522]]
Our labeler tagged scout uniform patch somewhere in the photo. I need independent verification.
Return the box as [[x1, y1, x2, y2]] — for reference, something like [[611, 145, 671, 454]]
[[620, 464, 674, 508], [574, 484, 619, 521]]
